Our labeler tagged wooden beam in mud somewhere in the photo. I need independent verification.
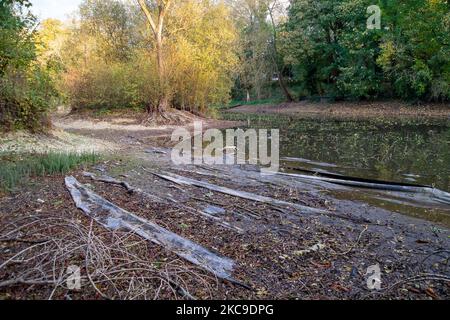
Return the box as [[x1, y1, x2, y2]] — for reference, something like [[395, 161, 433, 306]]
[[65, 176, 241, 285], [146, 170, 328, 215]]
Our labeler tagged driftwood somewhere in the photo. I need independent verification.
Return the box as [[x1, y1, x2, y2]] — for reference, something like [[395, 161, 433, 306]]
[[146, 170, 328, 215], [83, 172, 244, 233], [282, 157, 338, 168], [83, 172, 135, 193], [65, 176, 238, 284], [276, 171, 450, 205], [145, 147, 168, 155]]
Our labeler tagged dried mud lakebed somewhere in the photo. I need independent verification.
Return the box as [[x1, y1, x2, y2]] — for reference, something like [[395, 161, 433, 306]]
[[1, 118, 449, 299], [79, 148, 450, 299]]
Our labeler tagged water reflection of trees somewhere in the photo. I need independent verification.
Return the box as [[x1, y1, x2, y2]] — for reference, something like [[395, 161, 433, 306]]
[[224, 113, 450, 190]]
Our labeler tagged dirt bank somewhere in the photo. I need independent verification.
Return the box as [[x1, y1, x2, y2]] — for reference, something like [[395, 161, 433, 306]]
[[53, 110, 242, 151], [229, 101, 450, 119], [0, 110, 242, 155]]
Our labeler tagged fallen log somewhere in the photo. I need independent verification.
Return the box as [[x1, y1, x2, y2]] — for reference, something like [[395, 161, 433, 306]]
[[65, 176, 239, 285], [145, 170, 328, 215]]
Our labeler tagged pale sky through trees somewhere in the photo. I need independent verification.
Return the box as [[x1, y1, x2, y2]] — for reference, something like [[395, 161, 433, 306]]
[[30, 0, 82, 21], [29, 0, 290, 23]]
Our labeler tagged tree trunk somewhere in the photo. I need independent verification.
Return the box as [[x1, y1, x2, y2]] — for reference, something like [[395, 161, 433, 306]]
[[155, 31, 167, 113], [268, 3, 294, 103], [276, 71, 294, 102], [156, 33, 163, 76], [137, 0, 171, 118]]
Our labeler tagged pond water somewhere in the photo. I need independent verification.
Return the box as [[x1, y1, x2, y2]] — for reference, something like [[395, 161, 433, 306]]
[[221, 112, 450, 226]]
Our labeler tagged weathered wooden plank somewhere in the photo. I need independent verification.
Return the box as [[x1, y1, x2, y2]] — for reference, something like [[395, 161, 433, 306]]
[[147, 170, 328, 215], [82, 172, 244, 233], [65, 176, 237, 283], [277, 171, 450, 205]]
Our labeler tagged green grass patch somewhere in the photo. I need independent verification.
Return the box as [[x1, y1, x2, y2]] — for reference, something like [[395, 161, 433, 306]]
[[0, 152, 99, 191]]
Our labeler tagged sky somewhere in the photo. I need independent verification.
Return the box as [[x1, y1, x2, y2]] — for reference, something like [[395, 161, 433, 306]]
[[30, 0, 82, 21]]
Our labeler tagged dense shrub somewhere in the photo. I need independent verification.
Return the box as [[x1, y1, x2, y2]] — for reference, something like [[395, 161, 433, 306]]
[[0, 0, 58, 132], [1, 66, 58, 131], [63, 61, 141, 111]]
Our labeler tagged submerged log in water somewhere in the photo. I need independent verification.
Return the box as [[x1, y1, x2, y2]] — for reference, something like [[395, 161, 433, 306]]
[[65, 176, 238, 284], [276, 171, 450, 205]]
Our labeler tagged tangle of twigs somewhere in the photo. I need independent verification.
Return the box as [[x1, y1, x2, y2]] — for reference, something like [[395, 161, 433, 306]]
[[0, 213, 216, 299]]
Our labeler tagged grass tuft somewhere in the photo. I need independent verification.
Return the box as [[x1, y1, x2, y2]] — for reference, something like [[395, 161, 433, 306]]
[[0, 152, 99, 191]]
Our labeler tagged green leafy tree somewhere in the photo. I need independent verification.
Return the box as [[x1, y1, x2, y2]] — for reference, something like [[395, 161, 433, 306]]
[[377, 0, 450, 101], [1, 0, 58, 131], [0, 0, 35, 75], [281, 0, 449, 101], [80, 0, 140, 62], [231, 0, 275, 101], [282, 0, 383, 99], [60, 0, 238, 118]]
